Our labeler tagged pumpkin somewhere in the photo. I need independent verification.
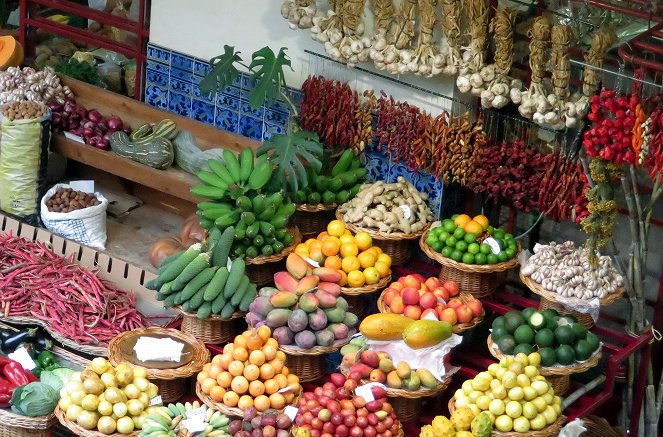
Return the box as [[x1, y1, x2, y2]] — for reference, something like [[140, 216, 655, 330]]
[[149, 236, 186, 268], [0, 36, 24, 70], [180, 214, 206, 243]]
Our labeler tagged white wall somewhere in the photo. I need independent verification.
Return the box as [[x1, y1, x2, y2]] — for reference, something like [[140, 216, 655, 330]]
[[149, 0, 461, 114]]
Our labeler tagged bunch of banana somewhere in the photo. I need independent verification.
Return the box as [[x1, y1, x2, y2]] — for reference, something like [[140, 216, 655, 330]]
[[292, 149, 366, 205], [139, 401, 230, 437]]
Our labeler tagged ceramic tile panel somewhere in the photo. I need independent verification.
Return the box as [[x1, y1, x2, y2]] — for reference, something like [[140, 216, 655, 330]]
[[168, 91, 191, 117], [144, 84, 168, 110], [263, 122, 286, 140], [215, 108, 239, 133], [364, 151, 391, 182], [238, 115, 264, 141], [147, 45, 170, 63], [240, 99, 264, 119], [216, 92, 240, 112], [169, 77, 192, 96], [146, 69, 168, 87], [191, 99, 215, 124], [146, 59, 169, 74]]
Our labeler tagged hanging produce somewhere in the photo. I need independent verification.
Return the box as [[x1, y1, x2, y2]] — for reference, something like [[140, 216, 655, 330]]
[[410, 0, 441, 76], [440, 0, 461, 75], [354, 89, 376, 153], [440, 113, 486, 186], [518, 17, 551, 121], [464, 0, 489, 75], [582, 28, 617, 97], [310, 0, 371, 66], [369, 0, 405, 74], [536, 151, 586, 222], [281, 0, 317, 29], [375, 94, 428, 166], [584, 89, 638, 164]]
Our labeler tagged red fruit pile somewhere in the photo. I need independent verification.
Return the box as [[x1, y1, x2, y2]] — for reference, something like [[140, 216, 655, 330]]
[[294, 373, 401, 437], [382, 275, 483, 324]]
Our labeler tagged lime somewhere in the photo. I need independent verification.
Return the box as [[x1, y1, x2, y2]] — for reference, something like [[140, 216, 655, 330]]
[[554, 325, 576, 345], [451, 250, 463, 262], [528, 311, 546, 330], [493, 316, 506, 329], [451, 214, 459, 220], [538, 348, 556, 367], [487, 254, 499, 264], [462, 253, 475, 264], [455, 241, 468, 252], [504, 314, 526, 334], [474, 253, 487, 264], [497, 252, 508, 262], [507, 239, 517, 249], [505, 311, 521, 318], [453, 228, 466, 240], [514, 325, 535, 345], [555, 344, 576, 365], [430, 226, 442, 237], [505, 247, 516, 259], [442, 220, 456, 233], [534, 328, 555, 348], [504, 233, 514, 241], [571, 323, 588, 340], [542, 309, 559, 319], [513, 343, 533, 356], [468, 243, 480, 254], [430, 241, 444, 253], [441, 246, 453, 258], [480, 243, 492, 255], [521, 308, 536, 320], [426, 235, 438, 246], [492, 326, 508, 342], [497, 335, 517, 355], [545, 316, 559, 331], [445, 236, 457, 247], [574, 340, 593, 361], [493, 229, 505, 240], [486, 225, 495, 233], [438, 231, 451, 242], [585, 332, 600, 351], [464, 233, 477, 244]]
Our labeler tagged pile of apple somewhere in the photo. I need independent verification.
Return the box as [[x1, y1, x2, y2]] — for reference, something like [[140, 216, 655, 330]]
[[382, 275, 483, 325], [293, 373, 402, 437]]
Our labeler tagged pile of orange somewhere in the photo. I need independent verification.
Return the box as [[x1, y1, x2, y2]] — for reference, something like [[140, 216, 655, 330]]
[[197, 326, 301, 412], [453, 213, 489, 234], [294, 220, 392, 288]]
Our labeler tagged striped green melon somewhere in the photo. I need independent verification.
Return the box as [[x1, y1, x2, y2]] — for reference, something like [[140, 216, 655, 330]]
[[110, 131, 175, 170]]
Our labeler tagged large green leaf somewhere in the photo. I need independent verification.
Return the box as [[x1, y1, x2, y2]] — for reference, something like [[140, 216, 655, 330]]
[[248, 47, 292, 110], [200, 45, 244, 97], [257, 131, 324, 193]]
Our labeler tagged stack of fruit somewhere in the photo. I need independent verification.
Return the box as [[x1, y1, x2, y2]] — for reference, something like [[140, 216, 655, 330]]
[[450, 353, 564, 433], [196, 326, 302, 414], [227, 407, 293, 437], [490, 308, 601, 367], [359, 314, 453, 350], [424, 214, 518, 265], [293, 220, 392, 288], [56, 358, 160, 434], [379, 275, 484, 331], [137, 401, 230, 437], [292, 373, 403, 437], [420, 412, 493, 437], [192, 147, 296, 259]]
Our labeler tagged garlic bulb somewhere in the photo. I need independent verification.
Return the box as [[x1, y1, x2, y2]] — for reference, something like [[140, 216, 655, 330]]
[[456, 75, 471, 93], [469, 73, 483, 89]]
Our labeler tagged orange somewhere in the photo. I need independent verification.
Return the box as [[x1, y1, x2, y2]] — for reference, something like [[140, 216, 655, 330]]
[[269, 393, 286, 409], [200, 378, 217, 395], [327, 220, 346, 237], [473, 214, 489, 230], [294, 247, 309, 258], [454, 214, 472, 227], [222, 344, 234, 355], [338, 270, 348, 286], [257, 325, 271, 342], [317, 231, 329, 241], [275, 351, 286, 362], [249, 380, 265, 397], [210, 385, 226, 402], [222, 391, 239, 407], [463, 220, 483, 235], [197, 371, 209, 383], [344, 229, 352, 235], [243, 364, 260, 381], [374, 261, 390, 278], [231, 376, 249, 394], [340, 242, 359, 258], [246, 333, 263, 351], [339, 234, 355, 245], [341, 256, 360, 273], [377, 253, 392, 267], [363, 267, 380, 285], [242, 330, 254, 338], [233, 335, 248, 349], [270, 359, 284, 374], [232, 346, 248, 362], [254, 395, 271, 412], [262, 344, 277, 361], [347, 270, 366, 288], [357, 251, 376, 269], [212, 355, 224, 366], [203, 363, 211, 372], [324, 255, 342, 270], [218, 354, 233, 370], [274, 373, 288, 388], [228, 361, 244, 377], [308, 240, 322, 253], [284, 392, 296, 403], [304, 238, 317, 247], [354, 232, 373, 251], [265, 338, 278, 349], [264, 379, 280, 395], [249, 350, 266, 366], [217, 372, 232, 388], [208, 364, 222, 379], [365, 247, 380, 259], [238, 395, 254, 410], [321, 239, 340, 257], [259, 363, 276, 380], [287, 374, 300, 385]]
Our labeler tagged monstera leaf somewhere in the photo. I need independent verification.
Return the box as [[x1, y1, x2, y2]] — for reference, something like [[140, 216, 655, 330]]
[[247, 47, 292, 110], [257, 131, 324, 193], [200, 45, 244, 97]]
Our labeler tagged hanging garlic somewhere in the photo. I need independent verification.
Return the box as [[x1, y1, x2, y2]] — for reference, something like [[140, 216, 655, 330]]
[[456, 75, 471, 93]]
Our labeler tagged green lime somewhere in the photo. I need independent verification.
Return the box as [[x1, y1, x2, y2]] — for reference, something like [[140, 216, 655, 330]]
[[441, 246, 453, 258], [497, 335, 516, 355], [455, 241, 468, 252], [514, 325, 535, 345], [426, 235, 438, 247], [451, 214, 459, 220], [438, 231, 451, 243], [528, 311, 546, 330], [467, 243, 480, 254], [497, 252, 508, 262], [574, 340, 593, 361], [445, 236, 457, 247], [486, 225, 495, 234], [492, 326, 508, 342], [585, 332, 600, 351], [480, 243, 492, 255], [442, 220, 456, 233], [461, 253, 475, 264], [556, 344, 576, 365], [504, 314, 526, 334], [534, 328, 555, 348], [543, 309, 559, 319], [493, 316, 506, 329], [521, 308, 536, 320], [430, 226, 442, 236], [464, 233, 477, 244], [451, 250, 463, 262], [554, 325, 576, 345], [538, 348, 556, 367], [474, 253, 487, 265], [493, 229, 505, 240], [571, 323, 588, 340], [431, 241, 444, 253], [504, 233, 514, 241], [513, 343, 533, 356], [486, 254, 499, 264], [545, 316, 559, 331], [453, 228, 466, 240], [507, 239, 517, 249], [505, 247, 516, 259]]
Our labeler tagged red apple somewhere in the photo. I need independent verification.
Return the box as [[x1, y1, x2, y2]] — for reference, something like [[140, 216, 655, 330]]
[[425, 277, 442, 291], [467, 299, 483, 317], [419, 292, 438, 309], [456, 305, 474, 323], [440, 308, 458, 325], [447, 297, 463, 310], [383, 288, 397, 306], [390, 282, 404, 291], [403, 305, 422, 320], [369, 369, 386, 383], [420, 308, 438, 320], [442, 280, 460, 297], [389, 296, 404, 314], [419, 284, 428, 295], [402, 275, 421, 290], [401, 287, 420, 305], [436, 305, 447, 320], [433, 286, 450, 301], [412, 273, 426, 283]]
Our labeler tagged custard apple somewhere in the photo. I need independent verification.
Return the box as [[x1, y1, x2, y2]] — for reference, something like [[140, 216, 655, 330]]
[[451, 406, 474, 431], [419, 424, 435, 437], [431, 415, 455, 437], [471, 412, 493, 437]]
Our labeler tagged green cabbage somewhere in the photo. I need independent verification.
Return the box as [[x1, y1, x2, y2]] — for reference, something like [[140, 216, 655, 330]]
[[10, 382, 59, 417], [40, 367, 74, 393]]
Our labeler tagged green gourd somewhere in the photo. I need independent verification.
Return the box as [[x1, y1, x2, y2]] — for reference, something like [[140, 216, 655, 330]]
[[110, 131, 175, 170]]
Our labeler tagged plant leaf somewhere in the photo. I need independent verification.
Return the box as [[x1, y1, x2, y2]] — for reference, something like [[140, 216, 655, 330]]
[[200, 45, 243, 97], [257, 131, 324, 193], [248, 47, 292, 110]]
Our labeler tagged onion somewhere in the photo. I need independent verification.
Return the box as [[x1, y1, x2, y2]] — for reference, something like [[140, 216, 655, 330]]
[[97, 138, 110, 150], [82, 127, 94, 138], [102, 132, 113, 143], [107, 116, 123, 132], [96, 123, 107, 134], [48, 101, 63, 112], [83, 121, 95, 129], [63, 100, 77, 113], [87, 110, 102, 123], [51, 113, 62, 127], [123, 127, 132, 135], [68, 120, 79, 130]]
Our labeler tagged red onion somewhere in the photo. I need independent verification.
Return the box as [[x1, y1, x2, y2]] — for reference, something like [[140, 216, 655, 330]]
[[63, 101, 77, 113], [47, 101, 63, 112], [68, 120, 79, 130], [88, 110, 102, 123], [51, 113, 62, 127], [96, 123, 107, 134], [83, 121, 95, 129], [107, 116, 123, 132], [82, 127, 94, 138], [102, 132, 113, 142], [123, 127, 132, 135]]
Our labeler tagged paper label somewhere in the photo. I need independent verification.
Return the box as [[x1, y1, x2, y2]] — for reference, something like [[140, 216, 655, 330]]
[[484, 238, 501, 255], [227, 258, 232, 270], [284, 405, 299, 421], [69, 180, 95, 194], [399, 205, 412, 220], [423, 311, 439, 321], [182, 418, 207, 433], [8, 347, 36, 371], [278, 384, 298, 394], [355, 383, 385, 402], [186, 406, 207, 422], [303, 257, 320, 268], [64, 132, 85, 143], [149, 395, 163, 406]]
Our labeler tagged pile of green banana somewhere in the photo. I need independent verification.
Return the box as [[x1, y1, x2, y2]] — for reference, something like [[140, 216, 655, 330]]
[[139, 401, 229, 437], [191, 147, 296, 258], [292, 149, 367, 205]]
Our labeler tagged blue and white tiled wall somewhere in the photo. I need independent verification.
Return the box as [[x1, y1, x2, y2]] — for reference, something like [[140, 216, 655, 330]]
[[145, 43, 444, 217]]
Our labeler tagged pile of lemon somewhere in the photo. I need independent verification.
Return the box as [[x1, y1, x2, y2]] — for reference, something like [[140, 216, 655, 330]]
[[294, 220, 392, 288]]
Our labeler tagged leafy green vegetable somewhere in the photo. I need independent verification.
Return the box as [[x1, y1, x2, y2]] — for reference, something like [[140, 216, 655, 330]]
[[40, 367, 74, 393], [247, 47, 292, 110], [199, 45, 244, 98], [53, 59, 100, 85], [257, 131, 324, 193], [10, 382, 59, 417]]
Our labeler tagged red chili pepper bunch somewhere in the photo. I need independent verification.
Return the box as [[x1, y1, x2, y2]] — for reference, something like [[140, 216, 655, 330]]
[[642, 106, 663, 183], [0, 234, 147, 346], [573, 172, 591, 224], [375, 94, 428, 166], [468, 140, 546, 212], [300, 75, 359, 148], [537, 152, 586, 221], [0, 356, 37, 407], [584, 88, 639, 164]]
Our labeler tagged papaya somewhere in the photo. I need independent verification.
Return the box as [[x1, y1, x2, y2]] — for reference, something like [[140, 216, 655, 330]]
[[359, 314, 415, 341], [402, 320, 453, 349]]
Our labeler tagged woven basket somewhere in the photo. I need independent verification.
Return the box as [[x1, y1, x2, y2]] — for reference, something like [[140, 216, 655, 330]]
[[291, 425, 405, 437], [280, 334, 354, 382], [108, 327, 210, 403], [177, 307, 244, 344], [377, 290, 484, 334], [420, 232, 519, 298], [293, 204, 336, 238], [196, 382, 300, 418], [245, 226, 302, 286], [448, 398, 565, 437], [580, 416, 627, 436], [341, 274, 391, 318], [487, 335, 602, 395], [0, 408, 56, 437], [54, 407, 139, 436], [335, 209, 427, 265], [539, 297, 594, 329]]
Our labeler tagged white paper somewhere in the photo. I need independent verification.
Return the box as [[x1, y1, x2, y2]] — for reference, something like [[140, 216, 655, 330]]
[[133, 336, 185, 362], [278, 385, 298, 394], [558, 418, 587, 437], [399, 205, 412, 220], [8, 347, 36, 371], [284, 405, 299, 421], [149, 395, 162, 406], [303, 257, 320, 268], [69, 180, 95, 194], [63, 132, 85, 143], [483, 237, 501, 255], [186, 407, 207, 422], [355, 384, 375, 402], [182, 418, 207, 433], [423, 312, 439, 321]]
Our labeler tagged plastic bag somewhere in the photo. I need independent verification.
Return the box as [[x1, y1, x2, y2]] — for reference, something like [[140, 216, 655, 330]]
[[0, 111, 50, 226], [40, 184, 109, 250]]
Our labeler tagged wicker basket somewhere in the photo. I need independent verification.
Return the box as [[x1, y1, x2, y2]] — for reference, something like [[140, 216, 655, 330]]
[[448, 398, 565, 437], [293, 204, 337, 238], [580, 416, 627, 436], [177, 307, 244, 344], [341, 274, 391, 318], [292, 425, 405, 437], [245, 226, 302, 286], [487, 335, 602, 395], [520, 271, 624, 329], [0, 408, 57, 437], [377, 290, 484, 334], [280, 334, 354, 382], [55, 407, 139, 436], [196, 382, 300, 418], [420, 232, 519, 298], [335, 210, 427, 265], [108, 327, 210, 403]]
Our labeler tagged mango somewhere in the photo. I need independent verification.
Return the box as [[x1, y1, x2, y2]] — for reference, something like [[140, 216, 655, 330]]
[[406, 372, 421, 391], [248, 296, 273, 317], [417, 368, 438, 389], [335, 296, 348, 311], [270, 291, 299, 308], [340, 343, 361, 358], [360, 350, 380, 368], [274, 271, 298, 292], [324, 307, 346, 323], [312, 267, 342, 283], [341, 350, 358, 367], [328, 323, 350, 340], [343, 312, 359, 327], [349, 363, 373, 378], [396, 361, 411, 379], [273, 326, 294, 345], [308, 309, 328, 331], [317, 281, 342, 296], [315, 329, 335, 347], [258, 287, 278, 297], [299, 293, 319, 313], [286, 253, 309, 279], [309, 247, 325, 265], [295, 275, 320, 293], [287, 309, 308, 333], [245, 311, 263, 327], [359, 314, 415, 341], [266, 309, 292, 328], [386, 371, 402, 389], [379, 358, 394, 373], [294, 330, 316, 349], [315, 290, 338, 309], [402, 320, 453, 349]]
